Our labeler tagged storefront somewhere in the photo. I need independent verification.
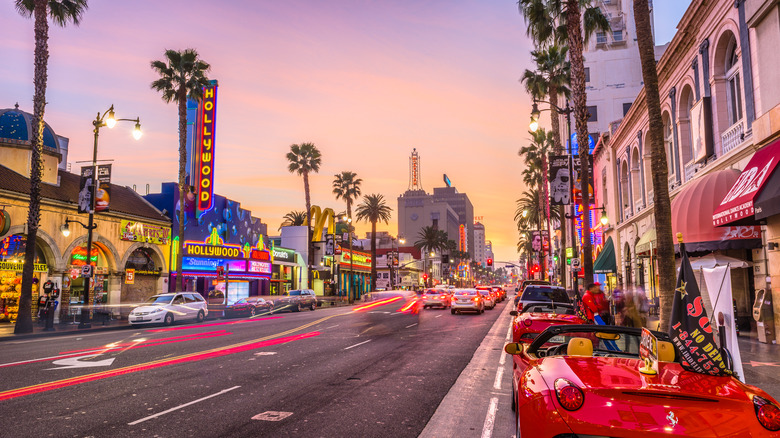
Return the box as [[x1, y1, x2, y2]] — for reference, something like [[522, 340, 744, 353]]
[[0, 235, 49, 324], [270, 246, 298, 295], [338, 249, 371, 299], [119, 220, 170, 304]]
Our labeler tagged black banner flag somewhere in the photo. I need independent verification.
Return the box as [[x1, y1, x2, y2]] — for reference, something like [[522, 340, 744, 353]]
[[669, 238, 731, 376]]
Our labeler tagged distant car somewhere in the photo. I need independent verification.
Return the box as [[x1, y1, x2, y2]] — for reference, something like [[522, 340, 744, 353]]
[[510, 303, 585, 343], [129, 292, 207, 326], [450, 289, 485, 314], [224, 297, 274, 318], [514, 284, 570, 309], [491, 286, 506, 302], [516, 279, 550, 296], [476, 286, 497, 309], [506, 324, 780, 437], [422, 289, 451, 309], [274, 289, 317, 312]]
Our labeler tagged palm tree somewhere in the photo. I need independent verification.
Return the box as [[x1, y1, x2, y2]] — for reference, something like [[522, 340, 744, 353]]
[[14, 0, 88, 334], [151, 49, 211, 292], [633, 0, 675, 329], [355, 194, 393, 291], [278, 210, 307, 229], [333, 171, 362, 301], [414, 226, 449, 287], [522, 45, 570, 149], [286, 142, 322, 287]]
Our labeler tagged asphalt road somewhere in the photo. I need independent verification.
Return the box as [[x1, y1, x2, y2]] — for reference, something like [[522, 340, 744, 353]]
[[0, 296, 511, 437]]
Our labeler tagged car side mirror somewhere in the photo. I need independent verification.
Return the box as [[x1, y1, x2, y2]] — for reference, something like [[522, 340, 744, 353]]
[[509, 310, 518, 316], [504, 342, 524, 355]]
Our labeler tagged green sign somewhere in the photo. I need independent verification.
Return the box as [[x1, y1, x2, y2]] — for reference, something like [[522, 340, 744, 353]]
[[272, 247, 295, 263]]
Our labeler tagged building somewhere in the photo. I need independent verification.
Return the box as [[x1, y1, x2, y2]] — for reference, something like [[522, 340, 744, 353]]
[[0, 106, 172, 324], [432, 187, 475, 258], [593, 0, 779, 341], [474, 222, 487, 266]]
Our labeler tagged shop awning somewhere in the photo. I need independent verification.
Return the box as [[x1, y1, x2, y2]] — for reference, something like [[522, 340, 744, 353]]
[[635, 229, 656, 255], [672, 169, 762, 253], [594, 236, 616, 274], [712, 138, 780, 226], [755, 157, 780, 220]]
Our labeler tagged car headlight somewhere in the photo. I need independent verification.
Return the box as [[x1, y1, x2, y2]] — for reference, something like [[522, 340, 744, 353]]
[[152, 307, 163, 313]]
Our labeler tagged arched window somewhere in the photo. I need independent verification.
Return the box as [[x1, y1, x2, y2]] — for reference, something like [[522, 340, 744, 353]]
[[663, 112, 675, 177], [725, 36, 743, 126]]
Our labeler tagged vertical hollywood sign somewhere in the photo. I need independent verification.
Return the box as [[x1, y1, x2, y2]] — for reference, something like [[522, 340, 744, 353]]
[[197, 83, 218, 213]]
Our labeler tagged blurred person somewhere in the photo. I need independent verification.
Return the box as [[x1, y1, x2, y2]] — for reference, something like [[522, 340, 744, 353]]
[[582, 283, 610, 323]]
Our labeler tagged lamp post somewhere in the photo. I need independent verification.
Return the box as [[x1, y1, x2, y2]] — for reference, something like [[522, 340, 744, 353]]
[[342, 215, 355, 303], [65, 105, 141, 329]]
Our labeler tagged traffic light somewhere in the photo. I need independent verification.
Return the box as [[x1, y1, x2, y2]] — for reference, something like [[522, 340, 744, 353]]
[[423, 273, 428, 281], [487, 258, 493, 267]]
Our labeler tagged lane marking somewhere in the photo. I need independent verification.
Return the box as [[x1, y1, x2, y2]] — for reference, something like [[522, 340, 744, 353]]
[[505, 322, 512, 341], [128, 386, 241, 425], [146, 316, 283, 332], [254, 352, 277, 356], [499, 351, 506, 366], [344, 339, 372, 350], [435, 315, 443, 318], [324, 325, 340, 329], [47, 355, 116, 370], [405, 323, 418, 329], [481, 397, 499, 438], [492, 366, 504, 390], [252, 411, 293, 421]]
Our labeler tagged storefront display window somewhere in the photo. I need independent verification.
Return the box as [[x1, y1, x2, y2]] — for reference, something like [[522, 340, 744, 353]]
[[0, 235, 49, 323]]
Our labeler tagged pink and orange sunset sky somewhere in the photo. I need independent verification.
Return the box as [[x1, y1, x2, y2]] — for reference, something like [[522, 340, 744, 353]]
[[1, 1, 688, 264]]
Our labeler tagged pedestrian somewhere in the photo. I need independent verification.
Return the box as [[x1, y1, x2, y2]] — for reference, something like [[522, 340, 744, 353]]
[[582, 283, 610, 324]]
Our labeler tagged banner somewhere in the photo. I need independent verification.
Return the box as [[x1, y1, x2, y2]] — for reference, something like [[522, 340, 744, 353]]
[[325, 234, 335, 256], [572, 155, 595, 205], [78, 165, 111, 213], [78, 167, 95, 214], [669, 243, 732, 377], [530, 230, 549, 252], [96, 164, 111, 212], [702, 265, 744, 381], [549, 155, 572, 205]]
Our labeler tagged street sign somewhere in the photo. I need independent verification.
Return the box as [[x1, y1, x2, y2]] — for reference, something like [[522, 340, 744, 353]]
[[571, 258, 581, 272], [81, 265, 93, 278]]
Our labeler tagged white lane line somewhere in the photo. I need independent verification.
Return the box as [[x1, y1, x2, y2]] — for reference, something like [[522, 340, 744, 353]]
[[493, 366, 504, 390], [499, 351, 506, 366], [344, 339, 372, 350], [128, 386, 241, 425], [505, 322, 512, 341], [481, 397, 499, 438], [435, 314, 443, 318], [324, 324, 340, 329], [405, 323, 418, 328]]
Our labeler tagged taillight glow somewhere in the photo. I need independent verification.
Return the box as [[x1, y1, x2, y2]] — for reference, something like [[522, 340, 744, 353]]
[[522, 318, 532, 327], [472, 297, 480, 302], [440, 295, 447, 299], [754, 395, 780, 431], [555, 378, 584, 411]]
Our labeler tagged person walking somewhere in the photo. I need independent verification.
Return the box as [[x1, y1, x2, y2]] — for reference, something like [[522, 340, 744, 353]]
[[582, 283, 610, 324]]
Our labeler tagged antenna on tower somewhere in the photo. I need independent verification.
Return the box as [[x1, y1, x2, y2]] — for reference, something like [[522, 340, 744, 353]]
[[408, 148, 422, 191]]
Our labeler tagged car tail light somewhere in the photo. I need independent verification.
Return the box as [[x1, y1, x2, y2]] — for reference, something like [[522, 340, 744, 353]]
[[472, 297, 480, 302], [522, 318, 532, 327], [555, 379, 584, 411], [754, 395, 780, 431], [440, 295, 447, 299]]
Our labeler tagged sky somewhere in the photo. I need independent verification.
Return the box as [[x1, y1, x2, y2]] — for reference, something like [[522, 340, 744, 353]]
[[0, 0, 689, 264]]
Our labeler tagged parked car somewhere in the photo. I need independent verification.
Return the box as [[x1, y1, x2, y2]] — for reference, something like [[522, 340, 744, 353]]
[[514, 284, 570, 309], [450, 289, 485, 314], [505, 325, 780, 437], [274, 289, 317, 312], [129, 292, 207, 326], [224, 297, 274, 318], [510, 302, 585, 343], [422, 288, 451, 309]]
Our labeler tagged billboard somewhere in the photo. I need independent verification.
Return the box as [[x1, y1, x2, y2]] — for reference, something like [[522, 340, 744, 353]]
[[78, 164, 111, 213]]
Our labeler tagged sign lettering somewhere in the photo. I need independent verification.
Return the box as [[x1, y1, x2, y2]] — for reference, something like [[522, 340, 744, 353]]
[[197, 82, 218, 214], [120, 220, 170, 245]]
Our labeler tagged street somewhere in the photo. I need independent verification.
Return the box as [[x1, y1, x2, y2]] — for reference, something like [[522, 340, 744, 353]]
[[0, 298, 514, 438]]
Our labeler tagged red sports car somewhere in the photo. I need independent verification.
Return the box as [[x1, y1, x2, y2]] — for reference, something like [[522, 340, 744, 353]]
[[506, 325, 780, 437], [510, 302, 585, 343]]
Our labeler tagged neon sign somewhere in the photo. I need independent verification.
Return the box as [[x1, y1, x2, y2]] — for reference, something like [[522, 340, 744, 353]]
[[197, 82, 218, 214]]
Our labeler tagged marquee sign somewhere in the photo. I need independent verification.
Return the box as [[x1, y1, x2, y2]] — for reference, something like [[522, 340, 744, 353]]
[[184, 242, 243, 259], [340, 250, 371, 268], [197, 81, 218, 214]]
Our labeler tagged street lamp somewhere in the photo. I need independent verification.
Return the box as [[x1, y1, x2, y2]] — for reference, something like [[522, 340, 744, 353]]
[[342, 215, 355, 303], [68, 105, 141, 329]]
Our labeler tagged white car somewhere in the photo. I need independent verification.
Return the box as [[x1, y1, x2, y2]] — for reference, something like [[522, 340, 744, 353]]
[[129, 292, 208, 326]]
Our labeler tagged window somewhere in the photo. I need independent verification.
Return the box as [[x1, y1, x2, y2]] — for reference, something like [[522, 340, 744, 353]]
[[725, 37, 743, 126], [596, 32, 607, 45], [613, 30, 624, 42], [585, 67, 590, 83], [664, 115, 674, 175], [587, 105, 598, 122], [623, 102, 632, 116]]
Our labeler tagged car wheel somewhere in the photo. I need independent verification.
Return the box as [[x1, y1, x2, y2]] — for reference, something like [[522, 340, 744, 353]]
[[310, 302, 316, 311], [196, 310, 205, 323], [451, 309, 456, 315], [480, 307, 484, 314], [249, 307, 257, 317], [164, 313, 174, 326]]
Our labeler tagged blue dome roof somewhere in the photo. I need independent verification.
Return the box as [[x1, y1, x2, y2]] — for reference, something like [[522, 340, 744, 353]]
[[0, 104, 59, 151]]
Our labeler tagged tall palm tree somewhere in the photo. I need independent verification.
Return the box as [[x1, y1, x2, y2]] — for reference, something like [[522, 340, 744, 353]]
[[333, 171, 362, 301], [14, 0, 88, 334], [151, 49, 211, 292], [414, 226, 448, 287], [286, 142, 322, 286], [278, 210, 307, 229], [633, 0, 675, 329], [522, 45, 570, 149], [355, 194, 393, 291]]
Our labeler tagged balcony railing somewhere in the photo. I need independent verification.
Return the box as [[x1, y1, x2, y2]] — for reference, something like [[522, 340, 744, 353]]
[[684, 161, 704, 182], [721, 119, 745, 155]]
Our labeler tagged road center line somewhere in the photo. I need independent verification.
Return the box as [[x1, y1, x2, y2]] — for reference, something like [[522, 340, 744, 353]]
[[435, 314, 443, 318], [505, 321, 512, 341], [128, 386, 241, 425], [405, 323, 418, 328], [481, 397, 499, 438], [344, 339, 372, 350]]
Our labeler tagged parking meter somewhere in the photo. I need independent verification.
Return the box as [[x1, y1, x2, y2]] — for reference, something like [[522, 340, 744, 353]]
[[753, 289, 776, 344]]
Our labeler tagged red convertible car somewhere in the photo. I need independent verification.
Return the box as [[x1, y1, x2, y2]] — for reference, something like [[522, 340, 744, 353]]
[[510, 302, 585, 343], [505, 325, 780, 437]]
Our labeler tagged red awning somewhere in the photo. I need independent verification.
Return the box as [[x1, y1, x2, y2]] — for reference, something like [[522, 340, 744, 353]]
[[712, 138, 780, 226], [672, 169, 762, 253]]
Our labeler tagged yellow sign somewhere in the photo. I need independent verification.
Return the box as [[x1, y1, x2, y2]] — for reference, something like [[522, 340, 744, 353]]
[[310, 206, 335, 242], [0, 261, 47, 272], [120, 220, 170, 245], [125, 269, 135, 284]]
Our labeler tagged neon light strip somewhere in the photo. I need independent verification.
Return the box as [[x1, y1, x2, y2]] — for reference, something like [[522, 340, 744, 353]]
[[352, 296, 402, 312], [145, 316, 282, 332]]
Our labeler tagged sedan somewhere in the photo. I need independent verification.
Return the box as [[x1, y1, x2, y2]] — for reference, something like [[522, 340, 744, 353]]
[[224, 297, 274, 318], [450, 289, 485, 314], [476, 287, 496, 310], [129, 292, 207, 326], [422, 289, 451, 309], [505, 325, 780, 437]]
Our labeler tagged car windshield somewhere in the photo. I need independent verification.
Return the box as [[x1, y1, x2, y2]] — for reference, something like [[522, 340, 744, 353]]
[[529, 326, 671, 359], [521, 287, 570, 303], [521, 303, 576, 315], [144, 295, 174, 305], [288, 290, 302, 296]]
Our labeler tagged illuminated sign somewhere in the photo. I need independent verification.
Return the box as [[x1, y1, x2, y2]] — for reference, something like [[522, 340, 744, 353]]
[[0, 261, 47, 272], [272, 247, 295, 263], [248, 261, 272, 274], [71, 247, 99, 266], [125, 269, 135, 285], [443, 173, 451, 187], [340, 250, 372, 268], [184, 242, 243, 259], [251, 249, 271, 261], [120, 220, 170, 245], [459, 224, 466, 252], [197, 81, 218, 214]]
